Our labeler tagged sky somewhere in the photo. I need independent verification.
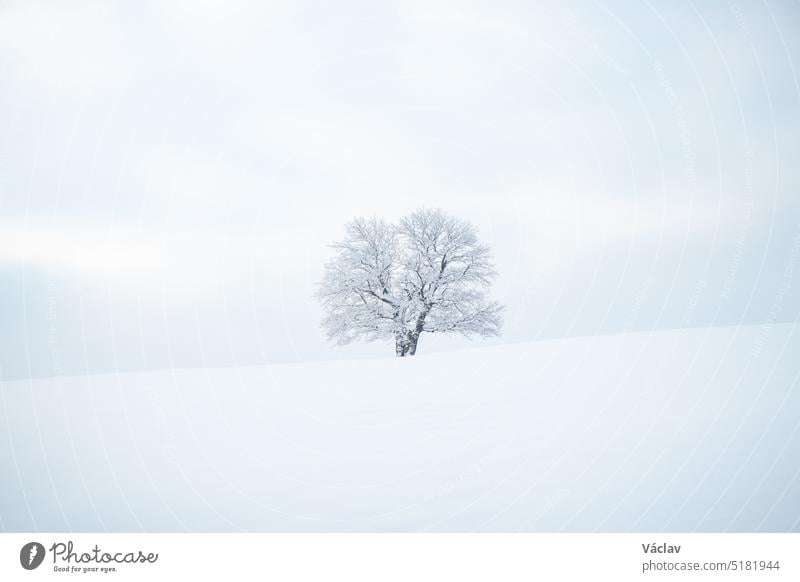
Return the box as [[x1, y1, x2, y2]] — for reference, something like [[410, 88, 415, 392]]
[[1, 0, 799, 380]]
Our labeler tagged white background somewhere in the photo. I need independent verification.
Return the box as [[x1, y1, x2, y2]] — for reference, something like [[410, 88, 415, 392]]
[[1, 533, 798, 581]]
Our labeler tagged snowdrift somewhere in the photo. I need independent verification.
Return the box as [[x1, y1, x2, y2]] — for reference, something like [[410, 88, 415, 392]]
[[2, 323, 799, 532]]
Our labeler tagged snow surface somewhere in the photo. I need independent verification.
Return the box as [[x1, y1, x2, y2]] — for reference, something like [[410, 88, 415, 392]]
[[1, 323, 799, 532]]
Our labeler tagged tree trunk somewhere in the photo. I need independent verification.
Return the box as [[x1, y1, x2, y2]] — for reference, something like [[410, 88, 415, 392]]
[[395, 334, 410, 357], [405, 308, 428, 357], [396, 331, 420, 357], [407, 333, 420, 356]]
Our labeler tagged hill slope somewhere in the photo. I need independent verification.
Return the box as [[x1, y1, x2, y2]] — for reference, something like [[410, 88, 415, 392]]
[[1, 323, 799, 532]]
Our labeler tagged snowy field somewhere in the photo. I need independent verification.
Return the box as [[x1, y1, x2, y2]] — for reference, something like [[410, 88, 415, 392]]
[[1, 322, 799, 532]]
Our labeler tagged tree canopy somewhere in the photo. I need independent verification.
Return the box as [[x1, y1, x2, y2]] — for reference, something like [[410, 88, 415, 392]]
[[318, 208, 503, 356]]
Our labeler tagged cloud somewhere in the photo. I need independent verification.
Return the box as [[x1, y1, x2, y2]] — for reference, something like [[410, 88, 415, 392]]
[[0, 221, 168, 282], [0, 1, 134, 101], [389, 0, 547, 105], [0, 220, 325, 296], [497, 185, 731, 277]]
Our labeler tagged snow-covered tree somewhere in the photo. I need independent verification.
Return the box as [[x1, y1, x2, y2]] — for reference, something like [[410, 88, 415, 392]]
[[318, 209, 503, 357]]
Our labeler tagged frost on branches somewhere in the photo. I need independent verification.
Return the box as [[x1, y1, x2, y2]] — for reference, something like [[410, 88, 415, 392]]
[[317, 208, 504, 357]]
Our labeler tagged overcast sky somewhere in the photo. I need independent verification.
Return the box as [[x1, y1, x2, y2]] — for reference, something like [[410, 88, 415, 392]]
[[1, 0, 799, 379]]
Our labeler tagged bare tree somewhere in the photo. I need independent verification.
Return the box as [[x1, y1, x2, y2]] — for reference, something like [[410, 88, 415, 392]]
[[318, 209, 503, 357]]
